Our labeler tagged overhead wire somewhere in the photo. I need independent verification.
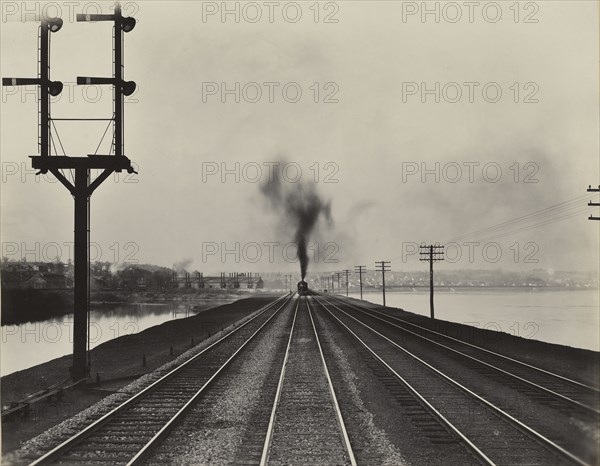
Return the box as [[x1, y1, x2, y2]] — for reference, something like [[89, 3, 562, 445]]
[[388, 193, 598, 263], [443, 195, 591, 244]]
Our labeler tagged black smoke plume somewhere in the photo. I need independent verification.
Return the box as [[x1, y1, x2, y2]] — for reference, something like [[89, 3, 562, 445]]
[[260, 164, 332, 280]]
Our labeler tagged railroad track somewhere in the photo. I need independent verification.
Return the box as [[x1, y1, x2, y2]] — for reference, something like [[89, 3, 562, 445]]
[[259, 295, 356, 465], [309, 297, 480, 465], [323, 292, 600, 417], [312, 293, 592, 466], [27, 294, 293, 466]]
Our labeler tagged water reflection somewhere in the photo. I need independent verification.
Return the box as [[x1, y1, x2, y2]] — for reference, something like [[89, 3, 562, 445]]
[[1, 299, 234, 376]]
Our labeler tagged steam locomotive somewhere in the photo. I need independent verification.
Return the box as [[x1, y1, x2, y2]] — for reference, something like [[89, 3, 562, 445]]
[[297, 280, 309, 295]]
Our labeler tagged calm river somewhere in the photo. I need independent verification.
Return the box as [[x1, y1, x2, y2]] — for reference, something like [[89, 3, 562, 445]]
[[1, 300, 233, 376], [2, 289, 598, 376], [348, 288, 599, 351]]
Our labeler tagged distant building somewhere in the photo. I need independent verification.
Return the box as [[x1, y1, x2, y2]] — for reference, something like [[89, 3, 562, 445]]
[[22, 273, 46, 289], [43, 272, 68, 289]]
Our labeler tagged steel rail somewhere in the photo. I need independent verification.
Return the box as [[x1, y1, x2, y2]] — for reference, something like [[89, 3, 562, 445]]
[[328, 293, 600, 393], [127, 294, 292, 465], [306, 298, 357, 466], [259, 297, 300, 466], [312, 295, 495, 465], [315, 294, 589, 466], [29, 293, 293, 466], [321, 294, 600, 415]]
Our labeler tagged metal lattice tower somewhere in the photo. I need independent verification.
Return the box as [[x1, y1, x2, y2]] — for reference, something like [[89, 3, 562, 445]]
[[2, 4, 138, 381]]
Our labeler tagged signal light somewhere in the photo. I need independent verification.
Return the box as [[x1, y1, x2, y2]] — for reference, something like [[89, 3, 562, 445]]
[[2, 77, 64, 97], [76, 13, 112, 21], [121, 80, 136, 96], [120, 17, 136, 32], [76, 3, 135, 160], [46, 17, 63, 33], [77, 77, 136, 96], [48, 81, 63, 96], [76, 13, 135, 32]]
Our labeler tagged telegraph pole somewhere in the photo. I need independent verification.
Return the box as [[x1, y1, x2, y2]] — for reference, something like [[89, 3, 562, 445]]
[[342, 269, 351, 296], [335, 272, 342, 294], [374, 261, 391, 306], [354, 265, 366, 300], [588, 185, 600, 221], [420, 244, 444, 319], [3, 6, 138, 381]]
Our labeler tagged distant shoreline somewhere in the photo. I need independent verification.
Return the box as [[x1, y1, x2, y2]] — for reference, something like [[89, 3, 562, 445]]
[[0, 288, 267, 326], [2, 286, 595, 326], [347, 285, 598, 292]]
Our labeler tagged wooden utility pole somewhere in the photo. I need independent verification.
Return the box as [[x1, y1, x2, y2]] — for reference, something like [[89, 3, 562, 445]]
[[374, 261, 391, 307], [342, 269, 351, 296], [335, 272, 343, 294], [354, 265, 366, 300], [588, 185, 599, 220], [419, 245, 444, 319]]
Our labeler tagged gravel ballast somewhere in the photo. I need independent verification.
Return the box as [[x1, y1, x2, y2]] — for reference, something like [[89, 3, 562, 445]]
[[2, 295, 282, 465], [144, 295, 295, 465]]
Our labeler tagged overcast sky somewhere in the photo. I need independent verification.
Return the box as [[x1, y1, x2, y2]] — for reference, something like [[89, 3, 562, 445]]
[[1, 1, 599, 276]]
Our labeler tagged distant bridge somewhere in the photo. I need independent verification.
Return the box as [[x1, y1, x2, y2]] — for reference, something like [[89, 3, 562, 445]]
[[171, 271, 264, 289]]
